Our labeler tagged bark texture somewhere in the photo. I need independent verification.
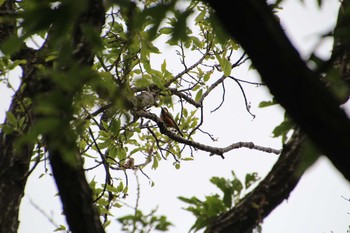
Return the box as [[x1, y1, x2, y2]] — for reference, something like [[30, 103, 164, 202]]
[[0, 1, 106, 233], [0, 1, 40, 232], [205, 129, 305, 233], [44, 1, 106, 233]]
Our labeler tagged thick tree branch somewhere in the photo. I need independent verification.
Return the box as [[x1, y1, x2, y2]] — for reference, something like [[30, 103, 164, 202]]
[[205, 0, 350, 181], [44, 1, 106, 233], [205, 129, 305, 233]]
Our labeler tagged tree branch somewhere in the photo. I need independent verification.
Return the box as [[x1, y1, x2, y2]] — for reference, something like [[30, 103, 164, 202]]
[[133, 110, 281, 156], [205, 129, 305, 233]]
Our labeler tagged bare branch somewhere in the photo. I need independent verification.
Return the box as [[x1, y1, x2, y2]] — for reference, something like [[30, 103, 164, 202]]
[[28, 197, 63, 231], [165, 49, 209, 87], [87, 128, 112, 202], [200, 75, 227, 102], [229, 76, 256, 118], [169, 88, 202, 108], [210, 81, 226, 113], [133, 110, 281, 156]]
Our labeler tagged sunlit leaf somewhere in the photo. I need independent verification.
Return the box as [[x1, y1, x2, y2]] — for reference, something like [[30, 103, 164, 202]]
[[195, 89, 203, 102]]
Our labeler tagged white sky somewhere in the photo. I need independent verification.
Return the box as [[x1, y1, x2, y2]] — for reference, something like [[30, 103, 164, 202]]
[[0, 0, 349, 233]]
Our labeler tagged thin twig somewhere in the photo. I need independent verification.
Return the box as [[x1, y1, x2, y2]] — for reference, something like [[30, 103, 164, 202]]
[[210, 81, 226, 113], [147, 126, 166, 160], [229, 76, 256, 119], [28, 197, 65, 232], [87, 127, 112, 204]]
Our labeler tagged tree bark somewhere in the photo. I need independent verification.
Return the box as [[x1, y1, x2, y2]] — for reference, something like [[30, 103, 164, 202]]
[[205, 129, 305, 233], [0, 127, 33, 233], [0, 0, 106, 232], [44, 1, 106, 233], [0, 1, 40, 232], [205, 0, 350, 181]]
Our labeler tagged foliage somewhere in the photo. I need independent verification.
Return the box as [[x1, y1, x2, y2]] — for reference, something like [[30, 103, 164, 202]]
[[118, 208, 172, 233], [178, 171, 260, 232], [0, 0, 306, 232]]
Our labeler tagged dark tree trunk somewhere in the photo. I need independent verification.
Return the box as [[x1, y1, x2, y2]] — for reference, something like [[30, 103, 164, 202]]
[[43, 0, 106, 232], [0, 2, 40, 232], [0, 0, 106, 233]]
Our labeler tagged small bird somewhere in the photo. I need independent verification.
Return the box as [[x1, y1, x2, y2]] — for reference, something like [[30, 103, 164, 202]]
[[123, 157, 135, 169], [160, 107, 183, 136]]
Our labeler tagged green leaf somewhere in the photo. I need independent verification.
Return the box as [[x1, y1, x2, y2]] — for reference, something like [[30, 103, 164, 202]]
[[159, 27, 173, 35], [134, 75, 152, 88], [110, 119, 121, 135], [161, 59, 167, 73], [97, 140, 110, 150], [1, 36, 23, 55], [0, 124, 14, 135], [221, 56, 232, 76], [45, 54, 58, 62], [152, 75, 164, 89], [152, 155, 159, 169], [130, 147, 141, 155], [9, 59, 27, 70], [108, 146, 118, 159], [215, 52, 232, 76], [6, 111, 17, 127], [194, 6, 206, 23], [105, 184, 120, 193], [245, 172, 260, 189], [259, 98, 277, 108], [117, 147, 127, 161], [116, 181, 124, 193], [204, 70, 213, 82], [181, 157, 194, 161], [272, 115, 295, 143], [54, 225, 67, 232], [195, 89, 203, 102]]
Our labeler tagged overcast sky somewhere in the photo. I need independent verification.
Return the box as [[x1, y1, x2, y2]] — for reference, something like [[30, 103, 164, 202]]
[[0, 0, 349, 233]]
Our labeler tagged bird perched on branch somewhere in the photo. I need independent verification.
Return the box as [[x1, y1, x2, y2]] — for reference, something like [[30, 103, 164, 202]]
[[160, 107, 183, 136]]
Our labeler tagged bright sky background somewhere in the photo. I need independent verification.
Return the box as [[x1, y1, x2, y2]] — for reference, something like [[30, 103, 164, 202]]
[[0, 0, 349, 233]]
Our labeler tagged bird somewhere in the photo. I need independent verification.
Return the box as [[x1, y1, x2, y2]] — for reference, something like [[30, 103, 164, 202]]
[[160, 107, 183, 136], [123, 157, 135, 169]]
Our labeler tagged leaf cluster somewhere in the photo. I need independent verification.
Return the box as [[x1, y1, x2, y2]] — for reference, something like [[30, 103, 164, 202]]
[[118, 209, 172, 233], [0, 0, 276, 232], [178, 171, 260, 232]]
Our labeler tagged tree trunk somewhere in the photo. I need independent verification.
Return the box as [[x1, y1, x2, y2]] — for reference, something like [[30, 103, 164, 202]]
[[0, 0, 106, 232], [0, 1, 40, 232]]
